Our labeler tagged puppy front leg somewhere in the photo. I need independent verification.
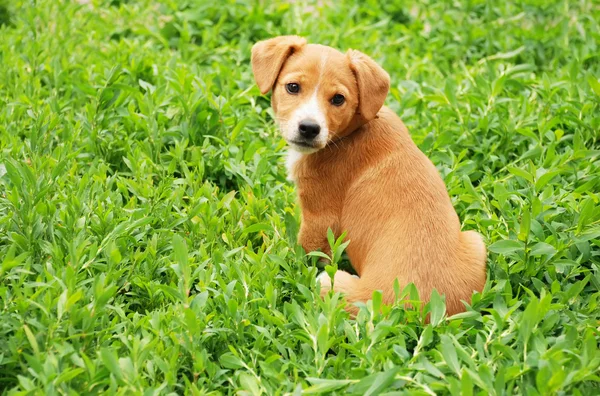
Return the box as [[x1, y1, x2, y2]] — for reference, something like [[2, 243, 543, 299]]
[[298, 213, 337, 256]]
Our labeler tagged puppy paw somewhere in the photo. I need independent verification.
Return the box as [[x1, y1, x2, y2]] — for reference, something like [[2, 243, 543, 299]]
[[316, 271, 332, 296]]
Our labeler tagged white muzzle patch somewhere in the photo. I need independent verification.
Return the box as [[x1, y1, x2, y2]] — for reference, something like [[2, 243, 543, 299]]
[[282, 91, 329, 153]]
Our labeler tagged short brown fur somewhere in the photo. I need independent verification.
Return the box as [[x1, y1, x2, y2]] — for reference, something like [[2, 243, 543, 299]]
[[251, 36, 487, 316]]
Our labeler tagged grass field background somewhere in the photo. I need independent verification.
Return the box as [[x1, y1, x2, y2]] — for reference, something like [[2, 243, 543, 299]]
[[1, 0, 599, 394]]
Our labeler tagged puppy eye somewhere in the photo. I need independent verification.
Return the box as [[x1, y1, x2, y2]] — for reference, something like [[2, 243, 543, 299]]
[[331, 94, 345, 106], [286, 83, 300, 94]]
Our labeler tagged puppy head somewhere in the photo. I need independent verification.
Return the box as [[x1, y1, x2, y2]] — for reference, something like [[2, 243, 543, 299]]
[[251, 36, 390, 153]]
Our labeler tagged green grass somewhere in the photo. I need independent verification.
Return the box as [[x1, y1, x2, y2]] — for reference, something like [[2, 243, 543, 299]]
[[1, 0, 599, 394]]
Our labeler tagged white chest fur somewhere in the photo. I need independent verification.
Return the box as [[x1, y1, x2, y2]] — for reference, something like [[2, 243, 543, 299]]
[[285, 150, 304, 182]]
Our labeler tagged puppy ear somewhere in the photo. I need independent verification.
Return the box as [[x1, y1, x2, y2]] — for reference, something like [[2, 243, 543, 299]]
[[251, 35, 307, 94], [346, 49, 390, 120]]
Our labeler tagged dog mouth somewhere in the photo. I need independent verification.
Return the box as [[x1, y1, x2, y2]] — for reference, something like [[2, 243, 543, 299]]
[[289, 140, 316, 148], [287, 139, 324, 153]]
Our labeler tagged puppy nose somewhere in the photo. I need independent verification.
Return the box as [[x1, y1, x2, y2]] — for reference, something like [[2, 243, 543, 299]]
[[298, 119, 321, 139]]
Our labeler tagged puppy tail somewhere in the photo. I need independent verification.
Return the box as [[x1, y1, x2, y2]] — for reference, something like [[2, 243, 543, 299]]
[[459, 230, 487, 267], [443, 230, 487, 315]]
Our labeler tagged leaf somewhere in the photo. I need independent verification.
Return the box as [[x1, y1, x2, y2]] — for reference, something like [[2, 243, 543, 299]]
[[285, 302, 306, 327], [393, 278, 401, 300], [55, 368, 85, 385], [461, 367, 474, 396], [428, 288, 446, 326], [508, 166, 534, 183], [488, 240, 524, 254], [220, 191, 237, 208], [422, 358, 445, 378], [326, 228, 336, 250], [518, 208, 531, 242], [491, 74, 506, 97], [230, 119, 248, 141], [417, 324, 434, 350], [535, 170, 560, 190], [109, 244, 122, 264], [577, 198, 596, 232], [238, 372, 261, 395], [191, 291, 209, 311], [574, 228, 600, 242], [1, 244, 27, 277], [284, 212, 299, 245], [98, 87, 122, 109], [565, 276, 591, 302], [172, 234, 190, 292], [307, 251, 330, 261], [519, 297, 539, 344], [23, 325, 39, 355], [304, 378, 355, 393], [482, 46, 525, 62], [587, 74, 600, 96], [17, 376, 35, 391], [173, 234, 188, 267], [57, 289, 67, 321], [100, 348, 123, 381], [350, 368, 400, 396], [440, 334, 461, 376], [228, 299, 238, 316], [445, 78, 458, 107], [219, 353, 244, 369], [138, 79, 156, 94], [371, 290, 383, 314], [317, 321, 329, 355], [529, 242, 556, 256], [332, 233, 350, 264], [242, 223, 273, 235]]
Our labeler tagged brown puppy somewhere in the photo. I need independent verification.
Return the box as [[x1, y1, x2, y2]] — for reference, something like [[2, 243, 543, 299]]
[[251, 36, 487, 316]]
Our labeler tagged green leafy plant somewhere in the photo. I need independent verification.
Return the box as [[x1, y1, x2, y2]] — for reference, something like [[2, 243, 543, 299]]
[[0, 0, 599, 394]]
